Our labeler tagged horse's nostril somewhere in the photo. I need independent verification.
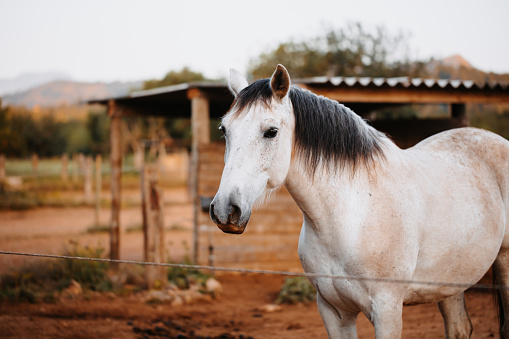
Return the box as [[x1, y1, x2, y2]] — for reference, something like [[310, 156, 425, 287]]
[[210, 203, 220, 224], [229, 204, 242, 224]]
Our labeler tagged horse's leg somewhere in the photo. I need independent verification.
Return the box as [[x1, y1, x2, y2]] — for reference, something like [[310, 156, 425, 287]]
[[370, 295, 404, 339], [437, 292, 473, 338], [494, 249, 509, 338], [316, 293, 358, 338]]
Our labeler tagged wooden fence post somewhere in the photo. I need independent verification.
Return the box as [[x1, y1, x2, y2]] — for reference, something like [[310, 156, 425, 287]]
[[84, 156, 93, 204], [109, 101, 122, 263], [61, 154, 68, 182], [72, 154, 79, 183], [95, 155, 102, 226], [0, 154, 5, 182], [141, 165, 166, 288], [78, 153, 85, 176], [31, 154, 39, 175], [188, 89, 211, 264]]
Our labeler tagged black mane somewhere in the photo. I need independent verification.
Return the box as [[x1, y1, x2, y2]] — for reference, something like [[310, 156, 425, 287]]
[[229, 79, 386, 173]]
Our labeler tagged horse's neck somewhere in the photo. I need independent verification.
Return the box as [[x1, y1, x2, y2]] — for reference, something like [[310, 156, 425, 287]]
[[285, 162, 353, 226], [284, 137, 396, 229], [285, 96, 397, 227]]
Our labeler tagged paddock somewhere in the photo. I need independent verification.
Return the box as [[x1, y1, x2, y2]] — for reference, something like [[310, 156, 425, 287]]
[[0, 187, 501, 338]]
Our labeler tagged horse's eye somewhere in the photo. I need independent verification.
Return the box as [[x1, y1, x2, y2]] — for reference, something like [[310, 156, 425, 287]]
[[264, 127, 278, 139], [219, 125, 226, 135]]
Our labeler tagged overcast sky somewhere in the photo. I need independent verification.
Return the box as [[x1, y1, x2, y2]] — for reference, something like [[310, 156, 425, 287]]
[[1, 0, 508, 83]]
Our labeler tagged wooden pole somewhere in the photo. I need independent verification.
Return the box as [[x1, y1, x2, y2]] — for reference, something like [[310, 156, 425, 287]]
[[158, 141, 167, 174], [142, 164, 166, 288], [72, 153, 79, 184], [95, 155, 102, 226], [78, 153, 85, 176], [109, 101, 122, 262], [141, 157, 148, 262], [155, 167, 166, 282], [188, 89, 211, 264], [61, 154, 68, 182], [0, 154, 5, 182], [84, 156, 93, 204], [31, 154, 38, 176], [141, 165, 154, 287]]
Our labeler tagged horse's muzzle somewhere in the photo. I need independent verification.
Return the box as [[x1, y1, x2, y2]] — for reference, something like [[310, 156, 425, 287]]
[[216, 223, 247, 234], [209, 202, 250, 234]]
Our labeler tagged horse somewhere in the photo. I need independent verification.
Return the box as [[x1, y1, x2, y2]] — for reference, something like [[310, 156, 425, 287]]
[[209, 64, 509, 338]]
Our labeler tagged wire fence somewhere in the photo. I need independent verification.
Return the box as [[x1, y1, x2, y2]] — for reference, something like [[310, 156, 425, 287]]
[[0, 250, 505, 292]]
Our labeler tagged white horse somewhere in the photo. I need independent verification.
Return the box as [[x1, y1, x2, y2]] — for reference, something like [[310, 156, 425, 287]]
[[210, 64, 509, 338]]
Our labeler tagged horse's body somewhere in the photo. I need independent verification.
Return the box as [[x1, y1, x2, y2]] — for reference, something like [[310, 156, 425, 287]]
[[210, 65, 509, 338]]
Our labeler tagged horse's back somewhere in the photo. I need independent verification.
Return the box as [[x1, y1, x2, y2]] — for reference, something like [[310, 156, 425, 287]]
[[413, 127, 509, 207]]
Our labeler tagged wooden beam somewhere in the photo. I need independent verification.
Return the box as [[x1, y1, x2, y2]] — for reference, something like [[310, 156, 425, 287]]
[[188, 89, 211, 264], [108, 100, 122, 263], [302, 85, 509, 104]]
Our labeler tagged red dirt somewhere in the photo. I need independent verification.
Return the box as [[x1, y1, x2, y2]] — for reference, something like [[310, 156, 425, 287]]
[[0, 187, 193, 272], [0, 187, 501, 338], [0, 274, 500, 338]]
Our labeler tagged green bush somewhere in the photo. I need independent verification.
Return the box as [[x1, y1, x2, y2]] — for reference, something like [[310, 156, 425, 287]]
[[0, 243, 112, 303], [167, 259, 211, 290], [276, 277, 316, 304], [85, 224, 111, 234], [62, 243, 112, 292], [0, 188, 39, 210]]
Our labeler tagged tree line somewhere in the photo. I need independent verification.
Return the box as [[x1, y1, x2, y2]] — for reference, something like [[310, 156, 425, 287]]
[[0, 102, 110, 158]]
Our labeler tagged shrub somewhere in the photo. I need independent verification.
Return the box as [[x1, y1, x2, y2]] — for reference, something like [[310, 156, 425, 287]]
[[167, 259, 211, 290], [0, 243, 112, 303], [61, 243, 112, 292], [275, 277, 316, 304], [0, 183, 39, 210]]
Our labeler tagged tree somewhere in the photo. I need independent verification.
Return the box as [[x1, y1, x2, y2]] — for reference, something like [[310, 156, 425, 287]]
[[0, 105, 27, 156], [143, 67, 208, 90], [248, 23, 428, 79], [86, 111, 110, 155]]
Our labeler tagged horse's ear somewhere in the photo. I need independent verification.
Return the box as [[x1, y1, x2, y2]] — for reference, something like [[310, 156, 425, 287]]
[[228, 68, 249, 98], [270, 64, 291, 100]]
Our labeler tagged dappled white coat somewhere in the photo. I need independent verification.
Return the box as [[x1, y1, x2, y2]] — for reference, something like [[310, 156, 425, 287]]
[[210, 65, 509, 338]]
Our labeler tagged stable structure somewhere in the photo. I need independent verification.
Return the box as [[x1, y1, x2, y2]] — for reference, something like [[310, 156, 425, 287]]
[[90, 76, 509, 270]]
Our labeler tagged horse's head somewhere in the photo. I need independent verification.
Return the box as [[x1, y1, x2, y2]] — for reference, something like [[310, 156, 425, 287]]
[[210, 65, 294, 234]]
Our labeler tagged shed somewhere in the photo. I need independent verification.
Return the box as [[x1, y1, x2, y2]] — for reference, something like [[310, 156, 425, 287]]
[[89, 76, 509, 270]]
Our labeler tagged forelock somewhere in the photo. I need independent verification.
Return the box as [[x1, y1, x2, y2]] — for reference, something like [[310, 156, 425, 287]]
[[227, 79, 273, 118]]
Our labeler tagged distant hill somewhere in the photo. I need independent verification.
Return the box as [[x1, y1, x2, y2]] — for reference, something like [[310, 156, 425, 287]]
[[426, 54, 509, 83], [0, 71, 71, 96], [2, 80, 142, 108], [441, 54, 473, 70]]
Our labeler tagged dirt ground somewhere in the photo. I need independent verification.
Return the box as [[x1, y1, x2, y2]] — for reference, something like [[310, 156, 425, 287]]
[[0, 275, 501, 338], [0, 187, 502, 338], [0, 187, 193, 272]]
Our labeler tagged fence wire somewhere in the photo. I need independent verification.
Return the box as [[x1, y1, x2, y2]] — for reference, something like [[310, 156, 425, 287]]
[[0, 250, 505, 292]]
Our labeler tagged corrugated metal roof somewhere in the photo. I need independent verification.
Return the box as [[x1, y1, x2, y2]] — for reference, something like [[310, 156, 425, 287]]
[[296, 76, 509, 90], [88, 76, 509, 107], [88, 82, 227, 105]]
